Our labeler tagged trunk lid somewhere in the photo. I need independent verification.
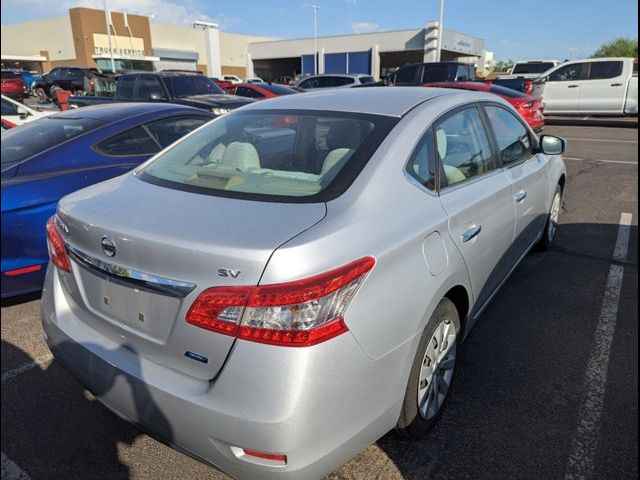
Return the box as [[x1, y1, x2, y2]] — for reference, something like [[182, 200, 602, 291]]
[[57, 174, 326, 380]]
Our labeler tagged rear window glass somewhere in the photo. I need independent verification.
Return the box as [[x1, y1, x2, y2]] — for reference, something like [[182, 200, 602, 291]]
[[359, 76, 375, 84], [1, 117, 104, 164], [260, 84, 297, 95], [489, 85, 528, 98], [588, 61, 623, 80], [512, 62, 555, 74], [1, 71, 20, 79], [394, 65, 420, 84], [139, 111, 396, 202], [422, 64, 452, 83]]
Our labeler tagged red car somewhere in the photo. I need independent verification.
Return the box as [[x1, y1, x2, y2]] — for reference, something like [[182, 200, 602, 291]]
[[424, 81, 545, 132], [1, 71, 26, 102], [227, 82, 301, 100]]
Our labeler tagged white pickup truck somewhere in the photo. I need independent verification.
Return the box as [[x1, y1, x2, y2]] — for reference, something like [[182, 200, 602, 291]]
[[539, 57, 638, 116], [498, 60, 560, 79]]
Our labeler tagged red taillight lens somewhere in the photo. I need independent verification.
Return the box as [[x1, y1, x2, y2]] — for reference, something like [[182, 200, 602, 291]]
[[186, 256, 375, 346], [46, 216, 71, 272], [524, 80, 533, 96]]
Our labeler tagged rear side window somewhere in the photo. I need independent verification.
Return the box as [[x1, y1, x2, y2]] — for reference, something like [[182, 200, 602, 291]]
[[512, 62, 555, 74], [139, 110, 396, 202], [118, 76, 136, 101], [485, 106, 533, 165], [406, 131, 436, 190], [359, 76, 375, 84], [548, 63, 584, 82], [434, 108, 494, 188], [588, 61, 623, 80], [332, 77, 355, 86], [455, 66, 473, 81], [261, 84, 297, 95], [95, 126, 160, 156], [145, 116, 209, 148]]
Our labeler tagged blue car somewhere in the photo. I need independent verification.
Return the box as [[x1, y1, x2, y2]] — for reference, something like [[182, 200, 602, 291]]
[[1, 103, 213, 298]]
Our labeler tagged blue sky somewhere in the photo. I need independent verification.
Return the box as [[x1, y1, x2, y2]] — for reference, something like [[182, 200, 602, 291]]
[[1, 0, 637, 60]]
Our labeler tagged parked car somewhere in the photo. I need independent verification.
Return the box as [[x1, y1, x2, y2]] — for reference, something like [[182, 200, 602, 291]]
[[1, 70, 26, 101], [537, 57, 638, 115], [41, 87, 566, 480], [295, 73, 376, 90], [498, 60, 561, 79], [211, 77, 235, 92], [68, 72, 254, 114], [1, 94, 55, 125], [222, 74, 243, 84], [389, 62, 476, 86], [425, 82, 545, 131], [228, 82, 300, 100], [1, 103, 212, 298], [15, 70, 41, 93], [33, 67, 117, 103]]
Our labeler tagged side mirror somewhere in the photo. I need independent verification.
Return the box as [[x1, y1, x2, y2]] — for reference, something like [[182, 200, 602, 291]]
[[539, 135, 566, 155]]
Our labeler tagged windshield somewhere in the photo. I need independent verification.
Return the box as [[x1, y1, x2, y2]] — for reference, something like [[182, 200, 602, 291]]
[[512, 63, 555, 74], [139, 110, 397, 202], [167, 76, 225, 97], [1, 117, 104, 164]]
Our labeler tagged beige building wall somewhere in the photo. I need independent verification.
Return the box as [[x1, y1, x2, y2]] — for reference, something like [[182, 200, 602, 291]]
[[150, 23, 209, 62], [1, 16, 76, 62]]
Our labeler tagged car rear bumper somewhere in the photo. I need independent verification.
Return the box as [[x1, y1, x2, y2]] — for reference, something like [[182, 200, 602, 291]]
[[41, 265, 411, 480]]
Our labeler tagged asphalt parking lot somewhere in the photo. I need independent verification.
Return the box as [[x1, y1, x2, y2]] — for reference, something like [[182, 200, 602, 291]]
[[2, 123, 637, 480]]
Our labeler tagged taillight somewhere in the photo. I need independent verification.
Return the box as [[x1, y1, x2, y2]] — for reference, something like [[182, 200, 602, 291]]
[[46, 216, 71, 272], [186, 256, 375, 346], [524, 80, 533, 96]]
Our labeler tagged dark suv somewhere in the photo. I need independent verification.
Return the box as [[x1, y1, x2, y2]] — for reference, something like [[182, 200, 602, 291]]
[[389, 62, 476, 86], [32, 67, 117, 103]]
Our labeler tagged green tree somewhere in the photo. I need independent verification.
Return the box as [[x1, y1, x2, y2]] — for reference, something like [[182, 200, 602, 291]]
[[591, 38, 638, 58], [493, 60, 515, 73]]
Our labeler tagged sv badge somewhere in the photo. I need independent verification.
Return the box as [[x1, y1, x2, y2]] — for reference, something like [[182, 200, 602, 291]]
[[218, 268, 241, 278]]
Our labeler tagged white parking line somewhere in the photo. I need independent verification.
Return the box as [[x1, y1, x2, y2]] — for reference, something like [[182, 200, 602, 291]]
[[564, 157, 637, 165], [1, 354, 53, 383], [564, 212, 633, 480], [564, 138, 638, 144], [1, 452, 32, 480]]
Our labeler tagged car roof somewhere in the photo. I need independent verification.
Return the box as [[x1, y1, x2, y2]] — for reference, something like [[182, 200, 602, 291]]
[[48, 102, 203, 122], [242, 86, 470, 117]]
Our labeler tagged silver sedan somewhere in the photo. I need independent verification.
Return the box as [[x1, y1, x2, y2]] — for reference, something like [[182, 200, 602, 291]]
[[42, 87, 566, 480]]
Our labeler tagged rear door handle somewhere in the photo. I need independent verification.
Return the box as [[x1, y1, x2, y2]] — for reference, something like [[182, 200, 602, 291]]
[[461, 225, 482, 242], [514, 190, 527, 203], [610, 83, 623, 86], [567, 84, 579, 88]]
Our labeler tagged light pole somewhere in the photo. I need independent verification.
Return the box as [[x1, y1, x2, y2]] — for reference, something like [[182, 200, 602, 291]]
[[311, 4, 319, 74], [436, 0, 444, 62], [104, 0, 116, 72]]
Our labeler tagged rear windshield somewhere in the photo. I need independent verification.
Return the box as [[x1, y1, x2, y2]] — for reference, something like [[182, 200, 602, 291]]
[[1, 117, 104, 164], [489, 85, 528, 98], [167, 76, 225, 97], [512, 63, 555, 74], [259, 83, 298, 95], [422, 64, 452, 83], [139, 110, 397, 202]]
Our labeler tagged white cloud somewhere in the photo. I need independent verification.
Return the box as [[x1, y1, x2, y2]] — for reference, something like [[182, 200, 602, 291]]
[[350, 22, 378, 33], [2, 0, 229, 28]]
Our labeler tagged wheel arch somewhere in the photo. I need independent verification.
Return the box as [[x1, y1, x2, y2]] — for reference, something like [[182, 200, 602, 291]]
[[443, 285, 470, 335]]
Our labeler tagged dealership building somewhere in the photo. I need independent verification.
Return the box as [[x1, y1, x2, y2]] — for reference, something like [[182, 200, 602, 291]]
[[1, 7, 493, 80]]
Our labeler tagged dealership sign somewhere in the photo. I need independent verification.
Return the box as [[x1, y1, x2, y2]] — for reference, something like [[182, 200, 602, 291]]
[[93, 34, 146, 59]]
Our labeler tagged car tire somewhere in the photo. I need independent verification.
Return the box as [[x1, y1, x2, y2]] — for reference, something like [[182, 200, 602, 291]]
[[537, 185, 562, 251], [397, 297, 460, 439], [35, 88, 47, 104]]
